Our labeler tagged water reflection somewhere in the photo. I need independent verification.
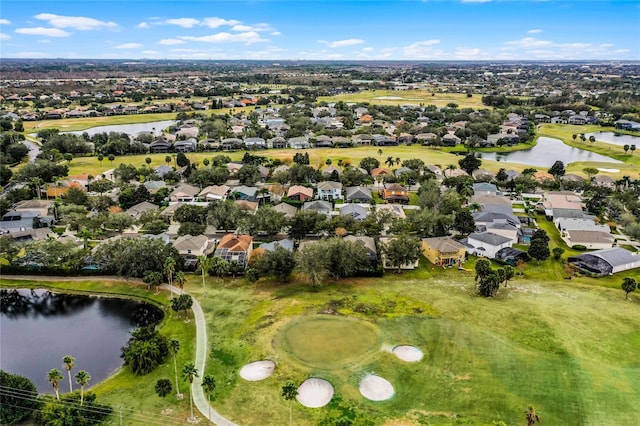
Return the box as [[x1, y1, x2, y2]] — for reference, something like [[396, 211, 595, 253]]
[[479, 137, 621, 167], [0, 289, 162, 393], [585, 132, 640, 147]]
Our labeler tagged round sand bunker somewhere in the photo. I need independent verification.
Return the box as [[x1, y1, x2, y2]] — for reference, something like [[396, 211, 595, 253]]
[[393, 345, 423, 362], [296, 378, 334, 408], [239, 360, 276, 381], [359, 374, 395, 401]]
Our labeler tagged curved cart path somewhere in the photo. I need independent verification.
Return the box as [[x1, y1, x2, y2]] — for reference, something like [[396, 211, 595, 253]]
[[4, 275, 238, 425]]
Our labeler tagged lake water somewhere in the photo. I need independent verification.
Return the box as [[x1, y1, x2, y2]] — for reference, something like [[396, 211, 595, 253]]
[[585, 132, 640, 147], [0, 288, 162, 393], [478, 137, 622, 167], [67, 120, 177, 137]]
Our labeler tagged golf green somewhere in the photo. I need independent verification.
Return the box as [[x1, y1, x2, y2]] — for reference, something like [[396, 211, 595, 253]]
[[281, 316, 379, 369]]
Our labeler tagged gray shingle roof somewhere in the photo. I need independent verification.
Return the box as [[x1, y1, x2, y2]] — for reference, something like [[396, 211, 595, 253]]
[[468, 232, 512, 246]]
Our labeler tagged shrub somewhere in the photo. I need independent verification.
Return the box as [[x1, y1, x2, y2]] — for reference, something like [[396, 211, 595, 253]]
[[571, 245, 587, 251]]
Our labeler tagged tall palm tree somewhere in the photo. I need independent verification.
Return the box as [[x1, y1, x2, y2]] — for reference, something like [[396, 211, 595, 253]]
[[164, 257, 176, 297], [74, 370, 91, 405], [174, 271, 186, 294], [47, 368, 63, 401], [201, 375, 216, 425], [281, 382, 298, 426], [169, 339, 181, 398], [182, 363, 199, 421], [385, 156, 395, 167], [525, 405, 541, 425], [197, 255, 213, 290], [62, 355, 75, 393]]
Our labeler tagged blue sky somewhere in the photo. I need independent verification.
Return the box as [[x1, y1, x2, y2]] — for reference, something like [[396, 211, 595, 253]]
[[0, 1, 638, 60]]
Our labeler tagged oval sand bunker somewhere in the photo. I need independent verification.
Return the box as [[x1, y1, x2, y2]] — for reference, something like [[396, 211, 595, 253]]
[[239, 360, 276, 381], [359, 374, 395, 401], [296, 378, 334, 408], [393, 345, 423, 362]]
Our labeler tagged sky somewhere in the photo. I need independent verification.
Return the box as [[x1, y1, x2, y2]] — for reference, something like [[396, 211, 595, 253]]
[[0, 1, 638, 61]]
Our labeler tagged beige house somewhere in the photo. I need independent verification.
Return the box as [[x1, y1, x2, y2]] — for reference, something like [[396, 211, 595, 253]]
[[172, 235, 215, 268], [563, 230, 615, 250], [421, 237, 466, 267]]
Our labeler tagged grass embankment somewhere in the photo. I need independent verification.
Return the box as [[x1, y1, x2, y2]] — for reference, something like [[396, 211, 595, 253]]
[[0, 278, 196, 425], [184, 263, 640, 426], [540, 124, 640, 178], [22, 106, 258, 133], [319, 90, 492, 110]]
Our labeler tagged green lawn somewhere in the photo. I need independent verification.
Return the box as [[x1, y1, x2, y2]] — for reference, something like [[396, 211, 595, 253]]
[[184, 264, 640, 426], [318, 90, 491, 110]]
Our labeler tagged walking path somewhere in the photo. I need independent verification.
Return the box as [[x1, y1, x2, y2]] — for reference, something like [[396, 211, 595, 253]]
[[4, 275, 239, 426]]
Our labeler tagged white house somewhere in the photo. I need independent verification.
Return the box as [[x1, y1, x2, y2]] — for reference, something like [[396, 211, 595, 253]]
[[316, 181, 343, 201], [466, 232, 512, 259]]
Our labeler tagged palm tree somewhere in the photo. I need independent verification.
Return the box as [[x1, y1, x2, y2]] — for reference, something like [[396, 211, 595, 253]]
[[74, 370, 91, 405], [395, 157, 401, 166], [631, 144, 636, 155], [174, 271, 186, 294], [385, 156, 395, 167], [108, 154, 115, 166], [87, 174, 94, 192], [165, 155, 172, 166], [169, 339, 181, 399], [97, 154, 104, 167], [624, 144, 630, 154], [377, 148, 383, 157], [525, 405, 541, 425], [155, 378, 172, 402], [201, 375, 216, 425], [164, 257, 176, 297], [572, 134, 577, 141], [31, 177, 44, 200], [197, 255, 213, 289], [588, 135, 596, 143], [182, 363, 199, 421], [47, 369, 63, 401], [281, 382, 298, 426], [62, 355, 75, 393], [145, 157, 152, 168]]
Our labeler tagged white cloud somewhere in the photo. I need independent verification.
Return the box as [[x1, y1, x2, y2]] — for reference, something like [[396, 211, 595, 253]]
[[527, 29, 542, 34], [362, 47, 373, 52], [180, 31, 267, 44], [116, 43, 143, 49], [202, 17, 240, 28], [0, 19, 11, 25], [142, 50, 161, 55], [13, 51, 48, 58], [15, 27, 70, 37], [138, 22, 150, 29], [166, 18, 200, 28], [402, 39, 442, 58], [158, 38, 185, 45], [454, 47, 490, 60], [327, 38, 365, 48], [270, 31, 281, 36], [231, 23, 272, 32], [504, 37, 553, 48], [461, 0, 492, 3], [0, 33, 10, 40], [34, 13, 117, 30]]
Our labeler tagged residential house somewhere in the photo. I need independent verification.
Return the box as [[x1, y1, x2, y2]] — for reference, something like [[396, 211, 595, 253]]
[[375, 203, 406, 219], [563, 230, 615, 250], [316, 181, 343, 201], [379, 237, 419, 270], [154, 165, 174, 178], [260, 239, 294, 252], [441, 133, 461, 146], [0, 211, 51, 234], [465, 232, 513, 259], [287, 185, 313, 201], [288, 137, 311, 149], [125, 201, 159, 220], [231, 185, 258, 202], [14, 200, 54, 217], [173, 235, 215, 269], [144, 180, 167, 193], [174, 138, 198, 152], [345, 186, 373, 203], [495, 247, 529, 266], [169, 184, 200, 202], [380, 183, 409, 204], [149, 139, 172, 153], [568, 247, 640, 276], [593, 175, 615, 189], [272, 202, 298, 219], [421, 237, 466, 267], [344, 235, 377, 263], [371, 168, 392, 179], [199, 185, 230, 201], [472, 182, 498, 196], [214, 234, 254, 268], [302, 200, 333, 216], [234, 200, 259, 214], [339, 204, 369, 221], [245, 137, 266, 149]]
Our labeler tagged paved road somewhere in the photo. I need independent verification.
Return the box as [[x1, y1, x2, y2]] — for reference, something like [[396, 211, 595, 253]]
[[4, 276, 239, 426], [162, 284, 239, 426]]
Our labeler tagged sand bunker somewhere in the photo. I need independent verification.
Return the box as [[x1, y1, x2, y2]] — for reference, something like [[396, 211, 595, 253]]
[[597, 168, 620, 173], [393, 345, 424, 362], [359, 374, 395, 401], [239, 360, 276, 381], [374, 96, 404, 100], [296, 378, 334, 408]]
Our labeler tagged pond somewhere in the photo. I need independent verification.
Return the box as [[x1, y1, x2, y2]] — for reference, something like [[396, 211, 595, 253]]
[[585, 132, 640, 147], [478, 137, 622, 168], [0, 288, 162, 393], [67, 120, 177, 137]]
